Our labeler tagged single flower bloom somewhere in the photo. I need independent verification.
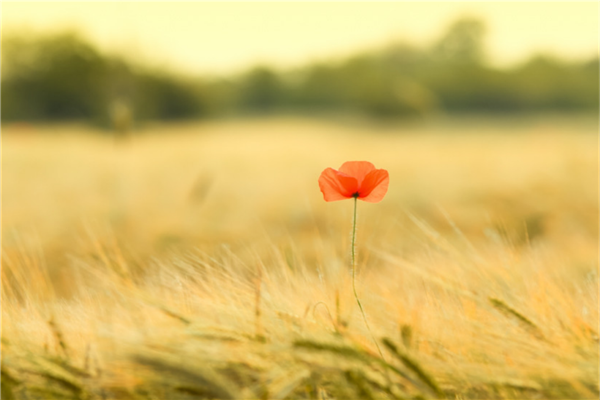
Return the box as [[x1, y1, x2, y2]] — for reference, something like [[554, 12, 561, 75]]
[[318, 161, 389, 203]]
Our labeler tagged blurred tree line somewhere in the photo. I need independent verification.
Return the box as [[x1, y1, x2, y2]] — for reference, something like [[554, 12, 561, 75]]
[[2, 18, 598, 124]]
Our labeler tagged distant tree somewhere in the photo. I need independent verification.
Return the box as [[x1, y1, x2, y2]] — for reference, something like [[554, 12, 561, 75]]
[[511, 54, 599, 111], [290, 64, 346, 109], [2, 32, 210, 123], [133, 72, 204, 120], [2, 22, 597, 125], [431, 17, 487, 65], [237, 67, 284, 112], [425, 17, 517, 112], [2, 32, 109, 121]]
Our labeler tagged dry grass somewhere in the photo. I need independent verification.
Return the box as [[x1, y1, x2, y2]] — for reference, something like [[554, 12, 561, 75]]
[[2, 116, 598, 399]]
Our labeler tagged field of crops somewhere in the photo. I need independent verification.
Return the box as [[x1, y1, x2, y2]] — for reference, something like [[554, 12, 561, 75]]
[[2, 115, 598, 399]]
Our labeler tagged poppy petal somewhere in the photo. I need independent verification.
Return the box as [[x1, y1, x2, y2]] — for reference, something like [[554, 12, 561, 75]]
[[338, 161, 376, 186], [318, 168, 359, 202], [358, 169, 389, 203]]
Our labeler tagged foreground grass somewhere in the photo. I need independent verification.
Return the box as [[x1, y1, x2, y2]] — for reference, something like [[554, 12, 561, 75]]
[[2, 116, 598, 399]]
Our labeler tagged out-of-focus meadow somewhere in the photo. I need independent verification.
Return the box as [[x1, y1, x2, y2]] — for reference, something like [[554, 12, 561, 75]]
[[3, 116, 598, 399], [2, 4, 599, 400]]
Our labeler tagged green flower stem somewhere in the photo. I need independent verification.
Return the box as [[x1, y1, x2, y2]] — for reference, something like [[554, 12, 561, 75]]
[[351, 196, 385, 361]]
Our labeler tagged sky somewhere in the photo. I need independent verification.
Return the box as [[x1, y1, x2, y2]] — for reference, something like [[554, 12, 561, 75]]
[[3, 2, 598, 75]]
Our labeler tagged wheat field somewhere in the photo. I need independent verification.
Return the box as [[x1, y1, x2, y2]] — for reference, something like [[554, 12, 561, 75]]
[[2, 116, 598, 399]]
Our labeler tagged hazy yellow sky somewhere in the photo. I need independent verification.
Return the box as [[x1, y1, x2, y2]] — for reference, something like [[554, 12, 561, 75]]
[[3, 2, 598, 75]]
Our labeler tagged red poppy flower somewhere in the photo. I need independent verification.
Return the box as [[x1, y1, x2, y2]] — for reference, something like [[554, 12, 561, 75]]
[[318, 161, 389, 203]]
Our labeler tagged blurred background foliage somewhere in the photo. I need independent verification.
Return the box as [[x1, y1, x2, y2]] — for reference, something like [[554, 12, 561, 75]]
[[2, 17, 598, 125]]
